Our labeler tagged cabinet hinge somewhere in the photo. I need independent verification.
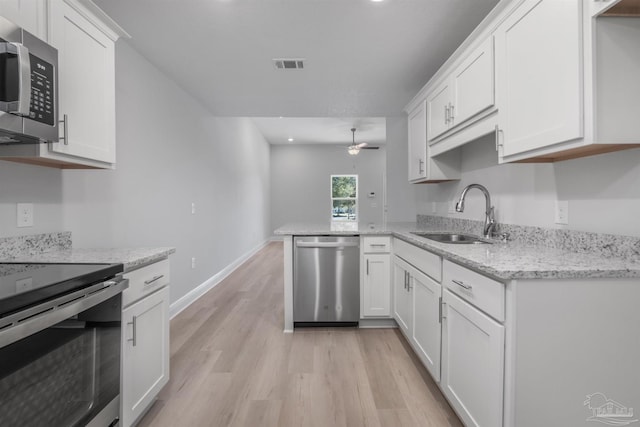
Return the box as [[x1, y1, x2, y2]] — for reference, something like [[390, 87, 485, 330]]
[[439, 297, 444, 323]]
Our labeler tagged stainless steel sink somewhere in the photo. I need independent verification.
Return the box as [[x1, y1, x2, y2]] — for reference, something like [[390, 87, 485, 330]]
[[411, 232, 492, 245]]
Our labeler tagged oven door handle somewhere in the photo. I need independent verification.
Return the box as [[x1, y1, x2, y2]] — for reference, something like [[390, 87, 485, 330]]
[[0, 42, 31, 116], [0, 278, 128, 350]]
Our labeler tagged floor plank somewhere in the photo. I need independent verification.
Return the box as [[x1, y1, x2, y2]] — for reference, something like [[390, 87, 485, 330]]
[[138, 241, 462, 427]]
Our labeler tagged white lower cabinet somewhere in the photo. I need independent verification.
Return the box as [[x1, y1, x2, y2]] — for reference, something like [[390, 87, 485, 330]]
[[121, 260, 170, 427], [361, 236, 392, 318], [411, 268, 442, 382], [441, 289, 504, 427], [393, 240, 444, 383], [392, 256, 413, 335], [362, 253, 391, 317]]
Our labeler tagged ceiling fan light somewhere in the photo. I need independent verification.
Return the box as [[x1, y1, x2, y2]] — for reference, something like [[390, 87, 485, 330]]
[[348, 146, 360, 155]]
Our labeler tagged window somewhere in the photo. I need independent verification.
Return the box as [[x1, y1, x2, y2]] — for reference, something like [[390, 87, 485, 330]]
[[331, 175, 358, 221]]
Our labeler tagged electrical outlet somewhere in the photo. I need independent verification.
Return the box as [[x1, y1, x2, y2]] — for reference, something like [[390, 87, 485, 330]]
[[17, 203, 34, 227], [555, 200, 569, 225], [191, 257, 196, 269], [191, 202, 196, 214]]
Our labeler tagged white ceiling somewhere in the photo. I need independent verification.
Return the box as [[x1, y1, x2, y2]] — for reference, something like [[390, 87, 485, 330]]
[[94, 0, 499, 120], [252, 117, 386, 145]]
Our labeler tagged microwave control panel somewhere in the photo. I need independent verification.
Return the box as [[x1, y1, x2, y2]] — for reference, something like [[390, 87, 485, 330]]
[[29, 53, 54, 126]]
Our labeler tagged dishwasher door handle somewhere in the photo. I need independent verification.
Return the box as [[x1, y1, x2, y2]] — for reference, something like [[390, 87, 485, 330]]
[[296, 241, 359, 248]]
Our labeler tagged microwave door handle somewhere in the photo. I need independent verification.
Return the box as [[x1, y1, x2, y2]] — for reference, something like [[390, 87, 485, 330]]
[[0, 42, 31, 116], [14, 43, 31, 116]]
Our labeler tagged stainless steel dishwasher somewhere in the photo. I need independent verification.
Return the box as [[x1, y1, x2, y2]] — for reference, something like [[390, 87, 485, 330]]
[[293, 236, 360, 326]]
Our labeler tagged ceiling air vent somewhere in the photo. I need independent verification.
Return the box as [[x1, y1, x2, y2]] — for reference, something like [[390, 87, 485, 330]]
[[273, 58, 305, 70]]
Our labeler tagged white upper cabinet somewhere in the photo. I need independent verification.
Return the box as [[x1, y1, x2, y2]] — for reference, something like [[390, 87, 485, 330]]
[[495, 0, 583, 158], [407, 100, 460, 183], [0, 0, 47, 38], [0, 0, 128, 169], [408, 101, 428, 181], [452, 37, 495, 129], [425, 36, 496, 145], [426, 82, 452, 141], [46, 0, 127, 167]]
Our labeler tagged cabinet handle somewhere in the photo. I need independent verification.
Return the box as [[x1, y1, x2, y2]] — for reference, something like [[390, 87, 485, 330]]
[[144, 274, 165, 285], [495, 124, 504, 152], [127, 316, 137, 347], [404, 271, 408, 290], [441, 300, 447, 320], [59, 114, 69, 145], [438, 296, 443, 323], [418, 158, 425, 175], [449, 103, 455, 121], [366, 259, 369, 275], [452, 279, 472, 290], [444, 105, 450, 124]]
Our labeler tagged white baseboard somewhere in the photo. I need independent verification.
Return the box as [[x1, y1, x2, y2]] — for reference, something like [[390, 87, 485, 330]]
[[169, 240, 270, 319], [269, 235, 283, 242]]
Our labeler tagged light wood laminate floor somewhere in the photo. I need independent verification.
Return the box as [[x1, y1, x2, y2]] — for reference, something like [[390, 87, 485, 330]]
[[138, 242, 462, 427]]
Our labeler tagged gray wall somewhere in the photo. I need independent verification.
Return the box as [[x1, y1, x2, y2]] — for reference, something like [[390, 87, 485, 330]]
[[270, 144, 385, 230], [61, 41, 271, 303], [0, 41, 272, 305], [385, 116, 418, 222], [416, 134, 640, 237], [0, 161, 63, 237]]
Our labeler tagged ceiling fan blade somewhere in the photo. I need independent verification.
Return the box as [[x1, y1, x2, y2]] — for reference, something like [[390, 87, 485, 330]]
[[356, 142, 368, 148], [360, 146, 379, 150]]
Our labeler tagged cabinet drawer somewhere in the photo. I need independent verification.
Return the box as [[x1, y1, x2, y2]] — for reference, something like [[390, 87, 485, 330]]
[[363, 236, 392, 253], [393, 238, 442, 282], [123, 259, 170, 307], [443, 260, 504, 322]]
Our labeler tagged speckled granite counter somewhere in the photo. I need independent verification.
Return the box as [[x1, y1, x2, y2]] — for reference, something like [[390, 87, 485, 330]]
[[0, 232, 175, 272], [275, 221, 640, 281], [4, 247, 176, 272]]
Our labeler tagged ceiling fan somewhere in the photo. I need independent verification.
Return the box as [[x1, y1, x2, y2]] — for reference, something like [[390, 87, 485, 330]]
[[347, 127, 379, 155]]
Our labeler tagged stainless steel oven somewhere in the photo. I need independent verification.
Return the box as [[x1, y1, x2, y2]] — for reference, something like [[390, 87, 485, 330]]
[[0, 263, 127, 427], [0, 15, 58, 144]]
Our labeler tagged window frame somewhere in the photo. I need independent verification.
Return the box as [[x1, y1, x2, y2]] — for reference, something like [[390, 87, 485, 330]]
[[330, 174, 358, 222]]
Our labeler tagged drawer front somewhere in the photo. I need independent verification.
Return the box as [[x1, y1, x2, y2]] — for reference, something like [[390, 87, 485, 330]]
[[393, 238, 442, 282], [443, 259, 504, 322], [123, 258, 170, 307], [363, 236, 392, 253]]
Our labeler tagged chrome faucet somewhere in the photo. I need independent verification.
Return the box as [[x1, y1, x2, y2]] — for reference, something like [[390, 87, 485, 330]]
[[455, 184, 496, 238]]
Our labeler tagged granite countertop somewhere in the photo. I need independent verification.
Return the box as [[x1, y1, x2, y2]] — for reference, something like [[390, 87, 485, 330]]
[[4, 247, 176, 272], [274, 222, 640, 281]]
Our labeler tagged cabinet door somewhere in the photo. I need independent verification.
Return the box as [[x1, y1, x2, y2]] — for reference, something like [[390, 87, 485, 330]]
[[0, 0, 46, 39], [453, 37, 495, 127], [441, 289, 504, 427], [392, 257, 412, 335], [49, 1, 116, 163], [495, 0, 583, 157], [362, 253, 391, 317], [411, 268, 442, 382], [121, 286, 170, 427], [427, 81, 452, 141], [408, 100, 427, 181]]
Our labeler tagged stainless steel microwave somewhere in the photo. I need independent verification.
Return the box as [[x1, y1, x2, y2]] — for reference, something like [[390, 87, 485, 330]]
[[0, 15, 58, 144]]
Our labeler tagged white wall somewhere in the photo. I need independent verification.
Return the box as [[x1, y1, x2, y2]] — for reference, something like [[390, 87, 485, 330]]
[[0, 161, 63, 237], [60, 41, 271, 304], [385, 116, 418, 222], [416, 134, 640, 237], [270, 144, 385, 230]]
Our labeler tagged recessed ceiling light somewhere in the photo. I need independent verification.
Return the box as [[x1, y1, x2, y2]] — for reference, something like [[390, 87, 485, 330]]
[[288, 138, 294, 142], [371, 0, 384, 2]]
